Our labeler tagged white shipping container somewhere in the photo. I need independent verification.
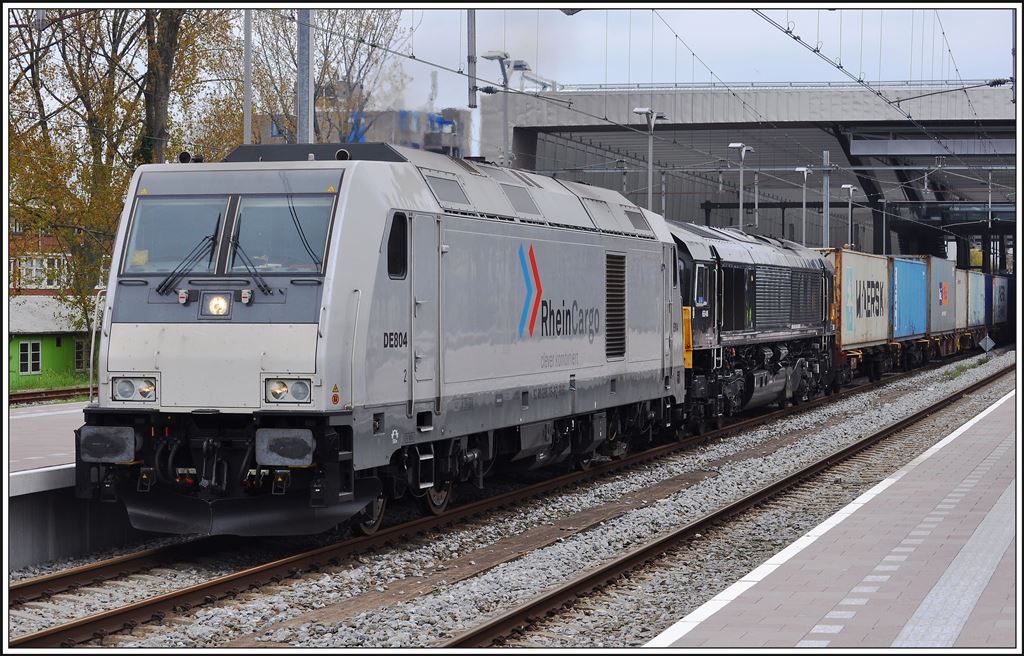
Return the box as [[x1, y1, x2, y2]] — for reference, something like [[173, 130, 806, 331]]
[[967, 271, 986, 327], [992, 276, 1009, 324], [828, 248, 890, 350], [955, 269, 968, 330]]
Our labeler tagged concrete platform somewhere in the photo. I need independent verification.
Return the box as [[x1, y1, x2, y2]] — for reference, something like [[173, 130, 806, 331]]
[[649, 389, 1017, 649], [8, 401, 152, 570], [9, 400, 85, 472]]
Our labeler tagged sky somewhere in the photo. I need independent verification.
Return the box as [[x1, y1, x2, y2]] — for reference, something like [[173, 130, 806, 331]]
[[385, 7, 1018, 155]]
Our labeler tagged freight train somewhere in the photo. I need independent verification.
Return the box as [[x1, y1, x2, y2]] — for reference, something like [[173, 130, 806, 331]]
[[74, 144, 1012, 536]]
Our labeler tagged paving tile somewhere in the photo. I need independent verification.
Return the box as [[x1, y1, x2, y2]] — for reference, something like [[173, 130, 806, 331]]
[[649, 399, 1015, 650]]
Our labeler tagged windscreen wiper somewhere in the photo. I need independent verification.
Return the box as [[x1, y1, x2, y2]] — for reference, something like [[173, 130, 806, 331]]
[[286, 194, 323, 267], [230, 236, 273, 295], [155, 234, 216, 295]]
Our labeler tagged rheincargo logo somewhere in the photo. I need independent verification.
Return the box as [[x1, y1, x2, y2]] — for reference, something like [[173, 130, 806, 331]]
[[518, 244, 543, 337], [518, 243, 601, 343]]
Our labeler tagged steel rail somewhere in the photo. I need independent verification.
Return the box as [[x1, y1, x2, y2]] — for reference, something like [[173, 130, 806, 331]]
[[8, 537, 231, 606], [5, 353, 925, 608], [10, 386, 92, 404], [441, 364, 1013, 648], [8, 355, 1003, 648]]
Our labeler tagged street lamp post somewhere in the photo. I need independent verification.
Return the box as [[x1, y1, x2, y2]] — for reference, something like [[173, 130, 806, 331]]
[[729, 143, 754, 231], [841, 184, 857, 249], [632, 107, 667, 211], [795, 166, 812, 246], [482, 50, 511, 165]]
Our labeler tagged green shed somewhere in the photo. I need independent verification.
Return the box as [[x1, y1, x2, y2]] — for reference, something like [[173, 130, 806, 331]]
[[8, 296, 93, 389]]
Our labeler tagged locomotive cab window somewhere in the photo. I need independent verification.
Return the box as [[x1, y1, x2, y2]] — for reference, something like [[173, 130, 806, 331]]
[[387, 213, 407, 279], [229, 195, 334, 273], [694, 264, 709, 306], [123, 196, 228, 273]]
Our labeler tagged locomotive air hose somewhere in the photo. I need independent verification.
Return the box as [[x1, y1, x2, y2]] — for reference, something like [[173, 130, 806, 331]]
[[167, 441, 182, 482], [237, 443, 254, 485], [154, 439, 170, 484]]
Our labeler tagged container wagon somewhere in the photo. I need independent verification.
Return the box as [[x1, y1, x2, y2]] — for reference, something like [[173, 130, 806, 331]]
[[821, 247, 889, 382], [889, 256, 930, 369], [990, 273, 1011, 343], [923, 255, 958, 356]]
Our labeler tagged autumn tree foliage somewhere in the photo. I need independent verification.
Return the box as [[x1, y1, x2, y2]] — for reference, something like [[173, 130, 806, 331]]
[[9, 9, 408, 329], [9, 9, 143, 328]]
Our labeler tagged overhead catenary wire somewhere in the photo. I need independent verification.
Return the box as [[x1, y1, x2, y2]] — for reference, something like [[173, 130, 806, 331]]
[[17, 11, 1002, 244], [934, 10, 1000, 157], [753, 9, 1012, 199], [267, 10, 1002, 238], [878, 10, 883, 82], [604, 9, 609, 120], [909, 10, 915, 81], [923, 11, 929, 84], [649, 9, 999, 218]]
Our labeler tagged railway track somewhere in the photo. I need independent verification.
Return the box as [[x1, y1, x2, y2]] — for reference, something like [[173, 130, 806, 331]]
[[10, 386, 91, 405], [8, 356, 1008, 648], [439, 363, 1014, 648]]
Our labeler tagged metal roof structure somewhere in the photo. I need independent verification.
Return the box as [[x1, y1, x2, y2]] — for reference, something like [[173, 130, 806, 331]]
[[480, 81, 1015, 270]]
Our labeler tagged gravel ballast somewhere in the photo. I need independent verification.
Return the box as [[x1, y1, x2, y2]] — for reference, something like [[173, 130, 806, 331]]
[[106, 350, 1014, 648], [508, 372, 1017, 647]]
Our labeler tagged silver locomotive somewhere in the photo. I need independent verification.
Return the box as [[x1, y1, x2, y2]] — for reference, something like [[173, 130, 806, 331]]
[[76, 143, 685, 535]]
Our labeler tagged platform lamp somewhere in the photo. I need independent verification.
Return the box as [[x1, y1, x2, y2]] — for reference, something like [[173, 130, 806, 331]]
[[841, 184, 857, 249], [728, 142, 754, 231], [632, 107, 667, 212]]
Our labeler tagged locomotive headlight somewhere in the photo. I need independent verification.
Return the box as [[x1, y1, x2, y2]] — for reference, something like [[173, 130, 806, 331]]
[[290, 380, 310, 401], [207, 294, 230, 316], [138, 379, 156, 399], [114, 378, 136, 400], [265, 378, 313, 403], [112, 377, 157, 402], [269, 380, 289, 400]]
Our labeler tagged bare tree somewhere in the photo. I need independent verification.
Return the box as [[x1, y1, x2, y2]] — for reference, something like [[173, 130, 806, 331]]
[[252, 9, 409, 143], [134, 9, 184, 164]]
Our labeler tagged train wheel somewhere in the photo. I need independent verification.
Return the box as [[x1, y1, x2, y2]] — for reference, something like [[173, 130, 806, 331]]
[[570, 453, 594, 471], [352, 492, 387, 536], [419, 479, 453, 515]]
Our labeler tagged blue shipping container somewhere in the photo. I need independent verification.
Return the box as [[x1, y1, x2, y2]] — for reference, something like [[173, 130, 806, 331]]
[[890, 257, 928, 339]]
